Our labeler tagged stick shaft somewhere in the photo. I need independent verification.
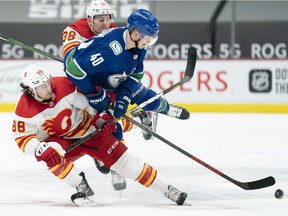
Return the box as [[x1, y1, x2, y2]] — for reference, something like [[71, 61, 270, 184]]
[[116, 108, 275, 190], [0, 33, 63, 62]]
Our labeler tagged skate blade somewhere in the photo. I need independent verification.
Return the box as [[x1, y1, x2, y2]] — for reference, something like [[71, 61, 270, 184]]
[[112, 183, 126, 191], [73, 196, 95, 206], [182, 201, 192, 206]]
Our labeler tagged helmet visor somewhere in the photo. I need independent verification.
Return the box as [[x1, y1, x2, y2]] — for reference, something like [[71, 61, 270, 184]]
[[140, 33, 158, 46]]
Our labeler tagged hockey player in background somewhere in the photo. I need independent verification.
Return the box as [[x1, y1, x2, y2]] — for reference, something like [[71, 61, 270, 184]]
[[63, 8, 190, 130], [11, 64, 188, 206], [62, 0, 118, 57], [62, 0, 153, 191]]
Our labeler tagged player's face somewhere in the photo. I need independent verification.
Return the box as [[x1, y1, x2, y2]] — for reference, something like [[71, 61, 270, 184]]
[[91, 15, 112, 33], [34, 79, 53, 100]]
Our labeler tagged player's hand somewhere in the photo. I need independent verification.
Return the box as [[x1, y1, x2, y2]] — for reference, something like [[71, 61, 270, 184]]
[[100, 121, 117, 136], [35, 142, 63, 168], [86, 87, 110, 112], [91, 111, 117, 136], [113, 93, 131, 118], [91, 110, 113, 128]]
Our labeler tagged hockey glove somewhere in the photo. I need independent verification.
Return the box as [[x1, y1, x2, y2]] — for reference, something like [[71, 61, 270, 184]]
[[35, 142, 63, 168], [113, 93, 131, 118], [100, 121, 117, 137], [86, 87, 110, 112], [91, 111, 117, 136]]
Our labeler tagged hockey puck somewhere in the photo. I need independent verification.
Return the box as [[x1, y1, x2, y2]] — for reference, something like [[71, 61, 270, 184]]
[[274, 189, 284, 199]]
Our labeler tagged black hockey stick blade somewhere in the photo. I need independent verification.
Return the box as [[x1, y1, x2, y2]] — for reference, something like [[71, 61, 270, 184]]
[[161, 46, 197, 95], [180, 46, 197, 83], [130, 46, 197, 114], [244, 176, 275, 190], [227, 176, 275, 190]]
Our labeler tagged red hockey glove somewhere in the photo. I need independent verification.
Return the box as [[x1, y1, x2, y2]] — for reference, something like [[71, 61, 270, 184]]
[[91, 111, 117, 136], [35, 142, 63, 168], [100, 121, 117, 137]]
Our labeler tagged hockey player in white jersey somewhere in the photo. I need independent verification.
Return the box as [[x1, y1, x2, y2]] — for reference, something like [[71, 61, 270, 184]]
[[11, 64, 188, 206]]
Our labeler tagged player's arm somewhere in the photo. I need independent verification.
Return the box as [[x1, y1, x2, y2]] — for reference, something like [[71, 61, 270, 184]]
[[12, 116, 63, 168], [113, 76, 149, 118], [130, 71, 144, 81], [62, 26, 86, 58]]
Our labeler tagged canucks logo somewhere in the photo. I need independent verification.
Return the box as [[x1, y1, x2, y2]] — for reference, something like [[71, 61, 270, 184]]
[[249, 69, 272, 93], [109, 41, 122, 55]]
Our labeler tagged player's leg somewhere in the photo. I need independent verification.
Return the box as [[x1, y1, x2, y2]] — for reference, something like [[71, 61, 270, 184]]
[[128, 81, 190, 120], [44, 137, 95, 206], [136, 89, 190, 120], [110, 152, 188, 205], [89, 134, 188, 205]]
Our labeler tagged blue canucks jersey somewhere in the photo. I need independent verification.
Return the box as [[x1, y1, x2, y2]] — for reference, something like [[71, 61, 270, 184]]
[[64, 27, 147, 94]]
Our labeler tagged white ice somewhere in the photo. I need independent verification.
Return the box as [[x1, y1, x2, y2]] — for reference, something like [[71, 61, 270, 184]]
[[0, 112, 287, 215]]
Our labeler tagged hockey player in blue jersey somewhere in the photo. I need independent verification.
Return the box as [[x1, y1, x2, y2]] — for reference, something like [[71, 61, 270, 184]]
[[64, 9, 190, 125]]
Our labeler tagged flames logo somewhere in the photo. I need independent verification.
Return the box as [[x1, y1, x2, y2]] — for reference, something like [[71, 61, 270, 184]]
[[42, 109, 72, 136]]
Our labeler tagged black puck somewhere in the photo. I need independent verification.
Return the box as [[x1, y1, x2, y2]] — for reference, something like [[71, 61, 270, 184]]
[[274, 189, 284, 199]]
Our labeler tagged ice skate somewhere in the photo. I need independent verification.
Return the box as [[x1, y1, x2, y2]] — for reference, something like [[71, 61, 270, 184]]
[[94, 158, 110, 174], [111, 170, 126, 191], [164, 104, 190, 120], [134, 110, 154, 140], [164, 185, 188, 205], [71, 172, 95, 206]]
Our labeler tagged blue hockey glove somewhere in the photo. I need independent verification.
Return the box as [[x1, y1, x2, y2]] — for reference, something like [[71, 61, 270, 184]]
[[86, 88, 110, 112], [113, 93, 131, 118]]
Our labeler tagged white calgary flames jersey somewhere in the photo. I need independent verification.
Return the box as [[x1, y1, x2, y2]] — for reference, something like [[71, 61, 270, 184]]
[[62, 18, 117, 57], [12, 76, 96, 156]]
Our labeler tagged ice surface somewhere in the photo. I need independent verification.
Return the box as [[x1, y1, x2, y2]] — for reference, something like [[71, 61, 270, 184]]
[[1, 112, 287, 215]]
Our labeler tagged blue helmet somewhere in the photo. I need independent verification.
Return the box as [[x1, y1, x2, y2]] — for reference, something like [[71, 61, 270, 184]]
[[126, 9, 159, 38]]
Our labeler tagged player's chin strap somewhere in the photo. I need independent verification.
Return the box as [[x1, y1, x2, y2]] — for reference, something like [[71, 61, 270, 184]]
[[128, 29, 141, 48]]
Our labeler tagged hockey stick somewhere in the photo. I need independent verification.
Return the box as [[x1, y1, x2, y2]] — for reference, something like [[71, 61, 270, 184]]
[[129, 46, 197, 115], [0, 33, 63, 63], [3, 34, 274, 189], [111, 106, 276, 190], [64, 129, 100, 153]]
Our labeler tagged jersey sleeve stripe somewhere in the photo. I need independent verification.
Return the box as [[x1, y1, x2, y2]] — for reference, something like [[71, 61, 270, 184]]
[[63, 41, 80, 57]]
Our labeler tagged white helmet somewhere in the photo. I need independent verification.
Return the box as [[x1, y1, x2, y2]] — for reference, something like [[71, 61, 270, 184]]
[[86, 0, 113, 19], [21, 64, 51, 88]]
